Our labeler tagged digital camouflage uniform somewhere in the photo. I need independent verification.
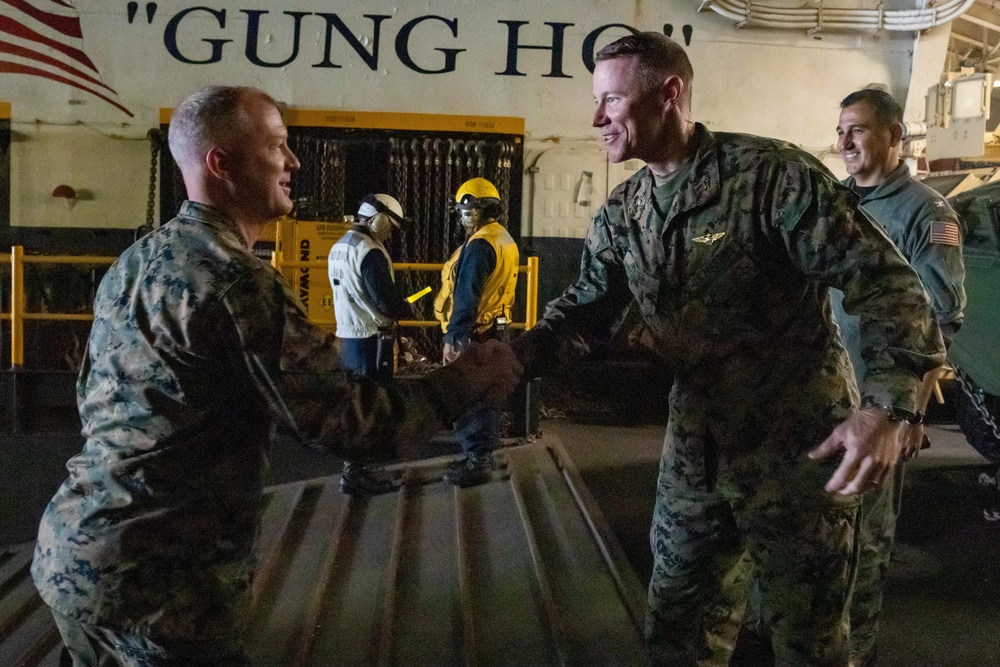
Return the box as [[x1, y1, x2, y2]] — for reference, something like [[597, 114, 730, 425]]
[[830, 161, 966, 662], [512, 125, 945, 667], [32, 202, 471, 648]]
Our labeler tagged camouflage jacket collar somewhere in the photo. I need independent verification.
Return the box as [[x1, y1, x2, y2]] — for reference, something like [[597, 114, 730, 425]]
[[178, 200, 249, 248], [629, 123, 720, 230], [841, 160, 910, 204]]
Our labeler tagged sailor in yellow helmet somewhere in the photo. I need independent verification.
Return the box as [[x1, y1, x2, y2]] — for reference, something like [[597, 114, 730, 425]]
[[435, 177, 520, 487]]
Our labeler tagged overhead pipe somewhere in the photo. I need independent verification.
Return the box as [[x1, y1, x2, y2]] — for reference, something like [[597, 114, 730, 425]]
[[698, 0, 976, 33]]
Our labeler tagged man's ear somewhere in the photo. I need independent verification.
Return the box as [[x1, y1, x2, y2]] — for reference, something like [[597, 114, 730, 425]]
[[204, 146, 230, 181], [888, 122, 904, 148], [661, 75, 684, 113]]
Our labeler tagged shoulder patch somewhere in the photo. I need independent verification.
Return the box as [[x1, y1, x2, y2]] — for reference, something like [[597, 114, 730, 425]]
[[929, 220, 961, 246]]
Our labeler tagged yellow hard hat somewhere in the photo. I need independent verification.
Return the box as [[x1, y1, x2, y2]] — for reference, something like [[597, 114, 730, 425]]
[[454, 178, 500, 210]]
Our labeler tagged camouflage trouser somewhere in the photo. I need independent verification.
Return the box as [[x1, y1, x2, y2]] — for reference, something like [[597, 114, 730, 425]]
[[849, 461, 905, 662], [52, 608, 250, 667], [646, 417, 860, 667]]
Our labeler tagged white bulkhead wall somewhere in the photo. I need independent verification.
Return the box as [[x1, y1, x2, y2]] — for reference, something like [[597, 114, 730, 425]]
[[1, 0, 945, 233]]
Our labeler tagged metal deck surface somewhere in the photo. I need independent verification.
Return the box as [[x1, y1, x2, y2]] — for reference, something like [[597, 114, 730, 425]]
[[0, 437, 650, 666]]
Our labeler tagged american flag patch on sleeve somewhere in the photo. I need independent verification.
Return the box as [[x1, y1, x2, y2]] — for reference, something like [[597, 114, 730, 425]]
[[930, 221, 961, 246]]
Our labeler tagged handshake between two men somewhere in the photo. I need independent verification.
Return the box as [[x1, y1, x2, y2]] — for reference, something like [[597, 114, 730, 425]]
[[444, 339, 524, 407]]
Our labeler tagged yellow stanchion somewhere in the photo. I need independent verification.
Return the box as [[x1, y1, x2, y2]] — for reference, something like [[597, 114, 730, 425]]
[[11, 246, 24, 366]]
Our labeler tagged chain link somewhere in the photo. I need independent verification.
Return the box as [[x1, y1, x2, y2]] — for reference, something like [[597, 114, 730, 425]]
[[145, 129, 161, 228], [955, 366, 1000, 440], [319, 139, 330, 218], [443, 139, 454, 260], [421, 138, 432, 262], [389, 139, 399, 208], [431, 138, 443, 261], [498, 141, 512, 223], [332, 142, 345, 220], [400, 140, 410, 220]]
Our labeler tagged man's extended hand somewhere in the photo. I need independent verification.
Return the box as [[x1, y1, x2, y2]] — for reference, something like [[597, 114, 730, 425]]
[[442, 342, 462, 365], [900, 423, 924, 462], [807, 407, 905, 494], [447, 340, 523, 405]]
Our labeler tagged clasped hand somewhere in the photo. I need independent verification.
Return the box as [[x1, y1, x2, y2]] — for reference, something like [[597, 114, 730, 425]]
[[446, 339, 523, 405]]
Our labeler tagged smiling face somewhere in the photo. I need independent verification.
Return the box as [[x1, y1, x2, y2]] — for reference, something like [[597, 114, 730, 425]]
[[225, 93, 300, 224], [592, 56, 667, 165], [836, 101, 898, 187]]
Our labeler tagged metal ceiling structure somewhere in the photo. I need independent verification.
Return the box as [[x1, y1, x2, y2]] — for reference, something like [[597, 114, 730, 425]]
[[950, 0, 1000, 72], [0, 439, 651, 667]]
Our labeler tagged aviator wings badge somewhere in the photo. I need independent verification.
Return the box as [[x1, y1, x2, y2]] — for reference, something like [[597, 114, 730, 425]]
[[692, 231, 726, 245]]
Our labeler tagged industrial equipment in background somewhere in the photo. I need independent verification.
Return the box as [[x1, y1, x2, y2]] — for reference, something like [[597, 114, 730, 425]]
[[907, 70, 1000, 471], [159, 109, 525, 361]]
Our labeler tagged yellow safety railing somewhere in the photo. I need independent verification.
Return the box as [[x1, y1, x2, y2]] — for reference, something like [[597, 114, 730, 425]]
[[269, 253, 539, 331], [2, 245, 539, 368], [2, 246, 117, 367]]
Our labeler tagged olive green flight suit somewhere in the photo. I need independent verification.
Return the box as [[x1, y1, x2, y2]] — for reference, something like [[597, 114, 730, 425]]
[[832, 161, 966, 662]]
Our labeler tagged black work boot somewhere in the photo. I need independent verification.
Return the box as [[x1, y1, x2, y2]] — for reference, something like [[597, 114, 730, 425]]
[[444, 452, 493, 488], [339, 462, 398, 496]]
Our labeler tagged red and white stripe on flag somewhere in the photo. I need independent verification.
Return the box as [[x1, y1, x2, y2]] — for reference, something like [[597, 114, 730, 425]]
[[0, 0, 132, 116], [929, 220, 961, 247]]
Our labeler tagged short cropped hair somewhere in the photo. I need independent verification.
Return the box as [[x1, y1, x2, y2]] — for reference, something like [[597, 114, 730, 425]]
[[167, 86, 279, 169], [840, 89, 903, 129], [595, 32, 693, 94]]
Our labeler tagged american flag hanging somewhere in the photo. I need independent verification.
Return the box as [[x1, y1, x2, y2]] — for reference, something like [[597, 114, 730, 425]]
[[0, 0, 133, 116], [929, 220, 961, 247]]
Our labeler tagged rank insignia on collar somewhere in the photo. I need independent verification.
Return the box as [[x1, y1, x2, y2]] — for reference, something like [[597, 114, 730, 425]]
[[692, 231, 726, 245]]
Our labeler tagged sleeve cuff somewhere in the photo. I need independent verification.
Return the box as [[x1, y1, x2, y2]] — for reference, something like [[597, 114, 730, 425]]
[[860, 371, 921, 413]]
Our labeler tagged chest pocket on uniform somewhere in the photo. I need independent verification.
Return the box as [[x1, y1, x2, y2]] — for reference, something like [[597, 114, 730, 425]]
[[688, 239, 759, 307], [622, 249, 662, 319]]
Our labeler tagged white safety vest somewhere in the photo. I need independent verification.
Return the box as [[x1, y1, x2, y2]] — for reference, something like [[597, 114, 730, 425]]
[[328, 229, 395, 339]]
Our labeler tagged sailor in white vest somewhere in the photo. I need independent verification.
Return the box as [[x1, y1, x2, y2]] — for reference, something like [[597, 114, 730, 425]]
[[328, 193, 414, 495]]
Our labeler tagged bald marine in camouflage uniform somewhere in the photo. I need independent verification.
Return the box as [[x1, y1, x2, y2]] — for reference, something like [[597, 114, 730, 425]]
[[31, 86, 521, 665], [510, 34, 944, 666]]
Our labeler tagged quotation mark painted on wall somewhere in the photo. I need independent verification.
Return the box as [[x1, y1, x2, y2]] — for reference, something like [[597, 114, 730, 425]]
[[663, 24, 694, 46], [127, 2, 158, 25]]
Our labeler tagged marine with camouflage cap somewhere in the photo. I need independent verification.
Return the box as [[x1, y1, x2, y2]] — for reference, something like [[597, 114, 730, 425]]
[[31, 85, 522, 666], [833, 88, 965, 667], [508, 33, 944, 666], [329, 193, 415, 497]]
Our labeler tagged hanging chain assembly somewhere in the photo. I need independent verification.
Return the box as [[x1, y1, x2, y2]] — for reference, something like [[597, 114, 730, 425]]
[[145, 128, 161, 230], [421, 138, 433, 262], [331, 141, 345, 220], [443, 139, 456, 260], [431, 138, 444, 261], [319, 139, 330, 219], [955, 367, 1000, 441]]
